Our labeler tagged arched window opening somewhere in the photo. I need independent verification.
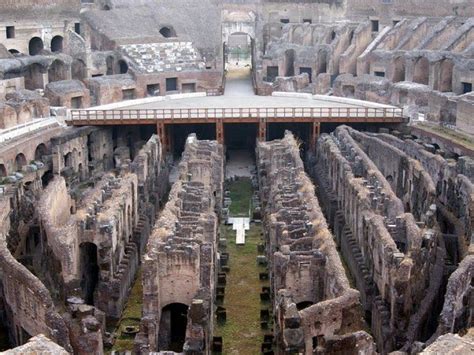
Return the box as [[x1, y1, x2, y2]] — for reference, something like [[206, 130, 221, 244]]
[[48, 59, 67, 83], [118, 60, 128, 74], [34, 143, 49, 162], [51, 36, 64, 53], [413, 57, 429, 85], [29, 37, 44, 56], [15, 153, 27, 172]]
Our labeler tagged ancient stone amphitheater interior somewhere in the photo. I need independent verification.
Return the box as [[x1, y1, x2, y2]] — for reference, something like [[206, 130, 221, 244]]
[[0, 1, 472, 354]]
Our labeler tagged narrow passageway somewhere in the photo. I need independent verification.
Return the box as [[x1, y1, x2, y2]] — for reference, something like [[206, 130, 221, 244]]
[[215, 150, 270, 354]]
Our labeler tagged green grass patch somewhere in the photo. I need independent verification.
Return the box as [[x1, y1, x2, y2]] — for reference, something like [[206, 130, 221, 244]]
[[227, 178, 253, 216], [108, 269, 143, 353], [215, 223, 268, 354]]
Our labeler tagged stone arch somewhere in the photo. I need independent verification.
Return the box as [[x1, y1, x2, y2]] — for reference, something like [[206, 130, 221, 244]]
[[158, 303, 189, 351], [50, 35, 64, 53], [413, 57, 429, 85], [64, 151, 74, 169], [28, 37, 44, 56], [292, 26, 306, 45], [34, 143, 49, 162], [439, 59, 454, 92], [72, 58, 87, 81], [393, 56, 405, 82], [25, 63, 45, 90], [48, 59, 68, 83], [15, 153, 27, 172], [160, 26, 177, 38], [0, 164, 7, 177], [318, 50, 328, 74]]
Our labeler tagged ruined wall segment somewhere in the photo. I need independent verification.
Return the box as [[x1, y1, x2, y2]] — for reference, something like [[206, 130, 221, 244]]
[[257, 131, 374, 354], [137, 134, 223, 353], [312, 126, 445, 352]]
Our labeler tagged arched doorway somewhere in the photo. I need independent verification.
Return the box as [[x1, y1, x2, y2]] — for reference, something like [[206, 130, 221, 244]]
[[48, 59, 67, 83], [50, 36, 64, 53], [439, 59, 454, 92], [118, 60, 128, 74], [34, 143, 49, 162], [80, 243, 99, 305], [64, 152, 74, 169], [25, 63, 45, 90], [158, 303, 189, 351], [29, 37, 44, 56], [393, 56, 405, 82], [15, 153, 27, 172], [413, 57, 429, 85], [72, 59, 87, 80]]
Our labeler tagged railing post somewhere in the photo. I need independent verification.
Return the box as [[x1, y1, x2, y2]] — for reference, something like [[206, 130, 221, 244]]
[[310, 121, 320, 153], [258, 117, 267, 142], [216, 118, 224, 145]]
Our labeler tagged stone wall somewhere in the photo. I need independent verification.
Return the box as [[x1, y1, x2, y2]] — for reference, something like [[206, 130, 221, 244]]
[[0, 185, 72, 351], [137, 134, 223, 353], [257, 131, 375, 354], [312, 126, 445, 352], [374, 132, 474, 259]]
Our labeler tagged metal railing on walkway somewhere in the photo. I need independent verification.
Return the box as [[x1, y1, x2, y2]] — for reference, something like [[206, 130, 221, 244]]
[[69, 106, 404, 123]]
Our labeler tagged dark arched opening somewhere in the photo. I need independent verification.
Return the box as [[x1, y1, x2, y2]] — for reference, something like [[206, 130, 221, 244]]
[[296, 301, 314, 310], [34, 143, 48, 162], [0, 164, 7, 178], [439, 59, 454, 92], [160, 26, 176, 38], [50, 36, 63, 53], [64, 152, 73, 168], [8, 49, 20, 55], [48, 59, 67, 83], [158, 303, 189, 351], [15, 153, 27, 172], [25, 63, 45, 90], [393, 56, 405, 82], [72, 59, 87, 81], [118, 60, 128, 74], [80, 243, 99, 305], [413, 57, 429, 85], [28, 37, 44, 56]]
